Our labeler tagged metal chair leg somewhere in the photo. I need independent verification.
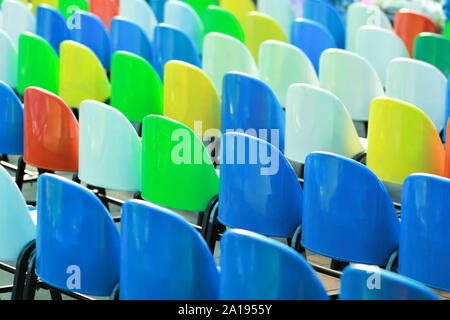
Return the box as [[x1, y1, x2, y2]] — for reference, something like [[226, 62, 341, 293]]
[[23, 251, 38, 300], [15, 156, 26, 191], [11, 240, 36, 300]]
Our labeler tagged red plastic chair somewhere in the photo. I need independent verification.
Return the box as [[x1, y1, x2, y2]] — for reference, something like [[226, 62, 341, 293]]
[[446, 120, 450, 178], [89, 0, 119, 31], [24, 87, 79, 172], [394, 9, 438, 56]]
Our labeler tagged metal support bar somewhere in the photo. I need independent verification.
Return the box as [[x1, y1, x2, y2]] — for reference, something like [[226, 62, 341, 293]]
[[311, 263, 343, 278], [1, 160, 37, 177], [0, 285, 13, 293]]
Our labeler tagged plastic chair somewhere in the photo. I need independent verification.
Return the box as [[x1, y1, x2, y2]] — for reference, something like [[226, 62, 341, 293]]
[[366, 97, 445, 185], [319, 49, 384, 122], [202, 32, 258, 95], [203, 5, 244, 42], [148, 0, 167, 22], [141, 115, 219, 213], [257, 0, 296, 40], [291, 18, 336, 74], [31, 0, 58, 12], [219, 0, 255, 25], [302, 0, 345, 49], [302, 152, 400, 266], [2, 0, 36, 48], [259, 40, 319, 107], [23, 87, 79, 172], [446, 121, 450, 178], [89, 0, 119, 31], [153, 24, 202, 80], [345, 2, 392, 52], [340, 265, 441, 300], [110, 51, 163, 123], [242, 11, 288, 63], [0, 30, 18, 89], [163, 61, 220, 136], [120, 200, 219, 300], [119, 0, 157, 42], [446, 20, 450, 38], [78, 100, 141, 191], [386, 58, 447, 133], [70, 11, 112, 70], [413, 33, 450, 77], [355, 26, 409, 86], [220, 229, 328, 300], [445, 79, 450, 143], [394, 9, 438, 56], [36, 4, 71, 55], [399, 174, 450, 292], [285, 84, 364, 168], [222, 72, 285, 152], [0, 82, 24, 156], [110, 17, 153, 65], [59, 0, 88, 18], [183, 0, 216, 18], [32, 173, 119, 297], [17, 33, 59, 96], [59, 41, 111, 108], [164, 0, 204, 53]]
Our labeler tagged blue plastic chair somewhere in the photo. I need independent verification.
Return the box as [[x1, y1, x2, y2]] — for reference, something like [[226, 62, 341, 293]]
[[340, 264, 441, 300], [444, 75, 450, 142], [221, 72, 286, 152], [153, 23, 201, 80], [302, 152, 400, 267], [70, 11, 111, 69], [0, 81, 23, 156], [110, 17, 154, 65], [33, 174, 120, 297], [36, 4, 70, 55], [291, 18, 336, 73], [120, 200, 220, 300], [302, 0, 345, 49], [148, 0, 167, 22], [399, 174, 450, 292], [220, 229, 329, 300]]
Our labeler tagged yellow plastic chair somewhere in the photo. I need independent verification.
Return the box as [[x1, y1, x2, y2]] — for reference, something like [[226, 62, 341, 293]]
[[31, 0, 59, 13], [242, 11, 288, 63], [59, 40, 111, 108], [366, 97, 445, 186], [219, 0, 255, 25], [163, 61, 220, 137]]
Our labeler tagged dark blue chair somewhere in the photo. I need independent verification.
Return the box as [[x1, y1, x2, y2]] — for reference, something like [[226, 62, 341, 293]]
[[110, 17, 154, 65], [220, 229, 329, 300], [301, 152, 400, 268], [399, 174, 450, 292], [340, 264, 441, 300], [36, 4, 71, 55], [302, 0, 345, 49], [148, 0, 167, 22], [291, 18, 336, 74], [221, 72, 286, 152], [153, 23, 201, 80], [70, 11, 111, 69], [0, 81, 23, 156], [27, 174, 120, 299], [120, 200, 220, 300]]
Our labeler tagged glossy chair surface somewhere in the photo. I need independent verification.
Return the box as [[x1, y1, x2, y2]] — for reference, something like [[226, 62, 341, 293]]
[[413, 33, 450, 77], [203, 5, 244, 42], [220, 229, 328, 300], [36, 4, 71, 55], [59, 0, 88, 18], [89, 0, 119, 30], [257, 0, 296, 40], [149, 0, 167, 21], [446, 121, 450, 178], [0, 30, 18, 89], [120, 200, 219, 300], [219, 0, 255, 24], [0, 82, 24, 155], [119, 0, 157, 42], [31, 0, 58, 12], [2, 0, 36, 48]]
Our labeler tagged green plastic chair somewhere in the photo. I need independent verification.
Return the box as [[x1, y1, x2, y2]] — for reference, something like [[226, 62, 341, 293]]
[[110, 51, 163, 123], [203, 5, 244, 42], [413, 33, 450, 77], [18, 32, 59, 96], [59, 0, 88, 19], [184, 0, 217, 18], [141, 114, 219, 212], [445, 21, 450, 38]]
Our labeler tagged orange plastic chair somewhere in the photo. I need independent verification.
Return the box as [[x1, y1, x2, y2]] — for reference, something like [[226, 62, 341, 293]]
[[394, 9, 438, 56], [446, 120, 450, 178], [23, 87, 79, 172], [89, 0, 119, 31]]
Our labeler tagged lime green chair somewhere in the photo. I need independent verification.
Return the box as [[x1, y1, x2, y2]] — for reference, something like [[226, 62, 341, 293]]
[[220, 0, 255, 25], [203, 5, 244, 42], [110, 51, 163, 123], [31, 0, 59, 13], [59, 0, 88, 18], [413, 33, 450, 77], [445, 21, 450, 38], [184, 0, 217, 18], [141, 114, 219, 213], [59, 40, 110, 108], [18, 32, 59, 96]]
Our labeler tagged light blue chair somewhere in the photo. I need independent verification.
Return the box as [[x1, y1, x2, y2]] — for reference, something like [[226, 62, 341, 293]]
[[220, 229, 329, 300], [36, 4, 70, 55]]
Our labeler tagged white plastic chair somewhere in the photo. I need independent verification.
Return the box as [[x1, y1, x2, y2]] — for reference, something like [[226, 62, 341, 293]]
[[319, 48, 385, 122], [2, 0, 36, 48], [257, 0, 295, 40], [0, 30, 18, 89], [386, 58, 448, 133], [202, 32, 259, 95], [355, 26, 409, 86], [346, 2, 392, 52], [78, 100, 142, 191], [258, 40, 318, 107], [285, 83, 365, 165], [119, 0, 157, 42], [164, 0, 204, 53]]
